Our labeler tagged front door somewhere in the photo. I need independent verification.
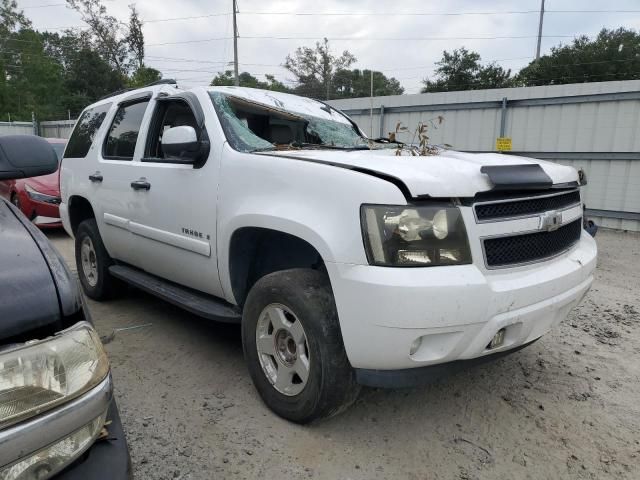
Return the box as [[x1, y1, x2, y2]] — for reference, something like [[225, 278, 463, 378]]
[[123, 95, 223, 297]]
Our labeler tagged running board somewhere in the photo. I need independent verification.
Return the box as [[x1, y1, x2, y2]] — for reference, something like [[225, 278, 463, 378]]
[[109, 265, 241, 323]]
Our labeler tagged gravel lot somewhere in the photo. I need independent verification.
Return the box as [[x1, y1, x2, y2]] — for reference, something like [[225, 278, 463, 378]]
[[48, 229, 640, 480]]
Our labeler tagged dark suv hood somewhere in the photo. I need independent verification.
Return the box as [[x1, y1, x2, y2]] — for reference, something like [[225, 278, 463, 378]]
[[0, 200, 62, 341]]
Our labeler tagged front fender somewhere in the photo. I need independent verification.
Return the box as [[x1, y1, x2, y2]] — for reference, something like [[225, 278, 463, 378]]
[[216, 147, 407, 303]]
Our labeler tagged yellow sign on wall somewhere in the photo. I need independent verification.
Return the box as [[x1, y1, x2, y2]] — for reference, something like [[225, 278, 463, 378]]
[[496, 137, 512, 151]]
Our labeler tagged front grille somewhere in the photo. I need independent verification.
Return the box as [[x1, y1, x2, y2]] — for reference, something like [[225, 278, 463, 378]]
[[475, 190, 581, 221], [483, 219, 582, 268]]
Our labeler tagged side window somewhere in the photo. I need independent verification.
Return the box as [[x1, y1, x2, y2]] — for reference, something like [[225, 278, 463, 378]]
[[103, 100, 149, 160], [145, 100, 198, 160], [63, 103, 111, 158]]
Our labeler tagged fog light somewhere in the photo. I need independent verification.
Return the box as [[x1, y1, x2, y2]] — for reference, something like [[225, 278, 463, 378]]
[[488, 328, 506, 350], [0, 412, 106, 480], [409, 337, 422, 356]]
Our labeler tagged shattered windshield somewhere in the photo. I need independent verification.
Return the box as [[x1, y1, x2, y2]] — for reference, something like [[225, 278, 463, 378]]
[[209, 91, 371, 153]]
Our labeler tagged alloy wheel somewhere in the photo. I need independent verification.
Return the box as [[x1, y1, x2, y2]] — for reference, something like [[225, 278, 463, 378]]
[[255, 303, 310, 396]]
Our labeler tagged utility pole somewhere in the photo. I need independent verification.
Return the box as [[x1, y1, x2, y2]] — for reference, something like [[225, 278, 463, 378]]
[[233, 0, 239, 86], [535, 0, 545, 61], [370, 70, 374, 137]]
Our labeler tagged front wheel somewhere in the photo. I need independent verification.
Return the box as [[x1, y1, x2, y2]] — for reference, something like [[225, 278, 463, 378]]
[[242, 269, 360, 423]]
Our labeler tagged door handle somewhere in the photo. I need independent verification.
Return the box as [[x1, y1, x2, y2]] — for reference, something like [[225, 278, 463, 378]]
[[130, 178, 151, 191], [88, 172, 103, 183]]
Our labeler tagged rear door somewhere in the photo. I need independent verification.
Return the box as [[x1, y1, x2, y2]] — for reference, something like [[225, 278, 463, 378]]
[[92, 94, 152, 265], [122, 93, 223, 297]]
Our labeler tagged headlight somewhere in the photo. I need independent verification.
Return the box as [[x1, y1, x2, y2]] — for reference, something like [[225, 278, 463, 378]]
[[0, 323, 109, 429], [361, 204, 472, 267], [24, 184, 59, 204]]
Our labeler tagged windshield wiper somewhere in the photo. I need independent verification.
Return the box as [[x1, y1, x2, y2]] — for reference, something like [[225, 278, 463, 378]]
[[252, 143, 371, 153], [291, 142, 370, 151]]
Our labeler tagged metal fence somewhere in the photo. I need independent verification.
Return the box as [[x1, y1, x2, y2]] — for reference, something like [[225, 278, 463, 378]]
[[0, 121, 35, 136], [0, 119, 76, 138], [328, 80, 640, 232], [39, 120, 76, 139]]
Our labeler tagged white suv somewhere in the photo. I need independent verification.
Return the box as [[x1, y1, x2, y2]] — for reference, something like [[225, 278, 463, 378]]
[[60, 81, 597, 422]]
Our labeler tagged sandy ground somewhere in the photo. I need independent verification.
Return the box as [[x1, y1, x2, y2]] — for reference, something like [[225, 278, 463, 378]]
[[47, 229, 640, 480]]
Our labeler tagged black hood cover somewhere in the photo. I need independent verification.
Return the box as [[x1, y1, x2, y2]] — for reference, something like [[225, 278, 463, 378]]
[[0, 200, 61, 341]]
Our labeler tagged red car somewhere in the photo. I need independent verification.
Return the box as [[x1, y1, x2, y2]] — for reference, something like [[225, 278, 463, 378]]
[[0, 138, 66, 229]]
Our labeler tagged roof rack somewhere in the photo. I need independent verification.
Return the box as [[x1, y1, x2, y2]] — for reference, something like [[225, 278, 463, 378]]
[[98, 87, 134, 101], [97, 79, 178, 102], [145, 79, 177, 86]]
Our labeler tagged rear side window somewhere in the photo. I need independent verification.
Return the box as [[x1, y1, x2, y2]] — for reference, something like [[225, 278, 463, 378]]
[[103, 100, 150, 160], [64, 103, 111, 158]]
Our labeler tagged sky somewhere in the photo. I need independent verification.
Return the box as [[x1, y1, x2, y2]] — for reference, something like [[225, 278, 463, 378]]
[[16, 0, 640, 94]]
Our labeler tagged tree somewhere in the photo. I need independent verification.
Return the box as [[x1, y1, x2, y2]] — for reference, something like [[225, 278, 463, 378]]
[[333, 69, 404, 98], [40, 31, 125, 115], [127, 5, 144, 71], [66, 0, 129, 75], [66, 0, 155, 80], [63, 48, 125, 113], [0, 0, 31, 115], [421, 47, 512, 92], [1, 0, 157, 120], [1, 29, 66, 120], [210, 70, 290, 92], [284, 38, 356, 99], [516, 28, 640, 86], [128, 66, 161, 88]]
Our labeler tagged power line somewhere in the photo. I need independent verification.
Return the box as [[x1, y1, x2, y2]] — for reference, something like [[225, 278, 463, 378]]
[[145, 33, 586, 47], [29, 7, 640, 29], [20, 3, 68, 8], [236, 9, 640, 16]]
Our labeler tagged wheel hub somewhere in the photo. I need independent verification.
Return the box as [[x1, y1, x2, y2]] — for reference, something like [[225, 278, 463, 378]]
[[275, 329, 297, 366], [255, 303, 310, 396], [80, 237, 98, 287]]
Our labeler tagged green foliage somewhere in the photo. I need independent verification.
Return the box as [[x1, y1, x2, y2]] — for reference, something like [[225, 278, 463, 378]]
[[284, 38, 357, 99], [333, 69, 404, 98], [0, 0, 163, 121], [516, 28, 640, 86], [128, 66, 162, 88], [1, 29, 66, 121], [210, 70, 290, 92], [422, 47, 513, 92]]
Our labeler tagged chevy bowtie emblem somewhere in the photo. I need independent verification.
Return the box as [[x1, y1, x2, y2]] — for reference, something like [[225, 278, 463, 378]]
[[539, 210, 563, 231]]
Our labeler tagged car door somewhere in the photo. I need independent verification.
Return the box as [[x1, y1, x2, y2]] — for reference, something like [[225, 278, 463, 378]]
[[92, 93, 152, 266], [122, 93, 223, 298]]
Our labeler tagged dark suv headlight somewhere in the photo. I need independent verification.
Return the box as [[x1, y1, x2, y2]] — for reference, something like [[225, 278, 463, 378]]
[[360, 204, 472, 267]]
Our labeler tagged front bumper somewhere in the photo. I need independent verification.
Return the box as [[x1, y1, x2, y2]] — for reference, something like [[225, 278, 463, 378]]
[[17, 191, 62, 228], [0, 375, 130, 479], [57, 400, 131, 480], [327, 231, 597, 372]]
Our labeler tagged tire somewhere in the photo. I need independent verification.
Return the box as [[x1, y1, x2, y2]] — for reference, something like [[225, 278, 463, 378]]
[[242, 268, 360, 423], [75, 218, 121, 300], [10, 192, 20, 210]]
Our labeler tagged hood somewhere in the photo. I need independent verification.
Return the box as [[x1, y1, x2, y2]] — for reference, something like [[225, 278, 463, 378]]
[[0, 200, 61, 341], [20, 169, 60, 196], [260, 149, 578, 198]]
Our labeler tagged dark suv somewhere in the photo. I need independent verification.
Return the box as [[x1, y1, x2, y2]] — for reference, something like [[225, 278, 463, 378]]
[[0, 135, 130, 479]]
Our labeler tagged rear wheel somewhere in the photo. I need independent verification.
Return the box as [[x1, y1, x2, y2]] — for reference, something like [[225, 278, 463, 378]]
[[75, 219, 121, 300], [242, 268, 360, 423]]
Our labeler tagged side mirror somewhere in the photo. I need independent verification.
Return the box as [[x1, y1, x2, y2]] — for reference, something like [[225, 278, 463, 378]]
[[161, 126, 200, 162], [0, 135, 58, 181]]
